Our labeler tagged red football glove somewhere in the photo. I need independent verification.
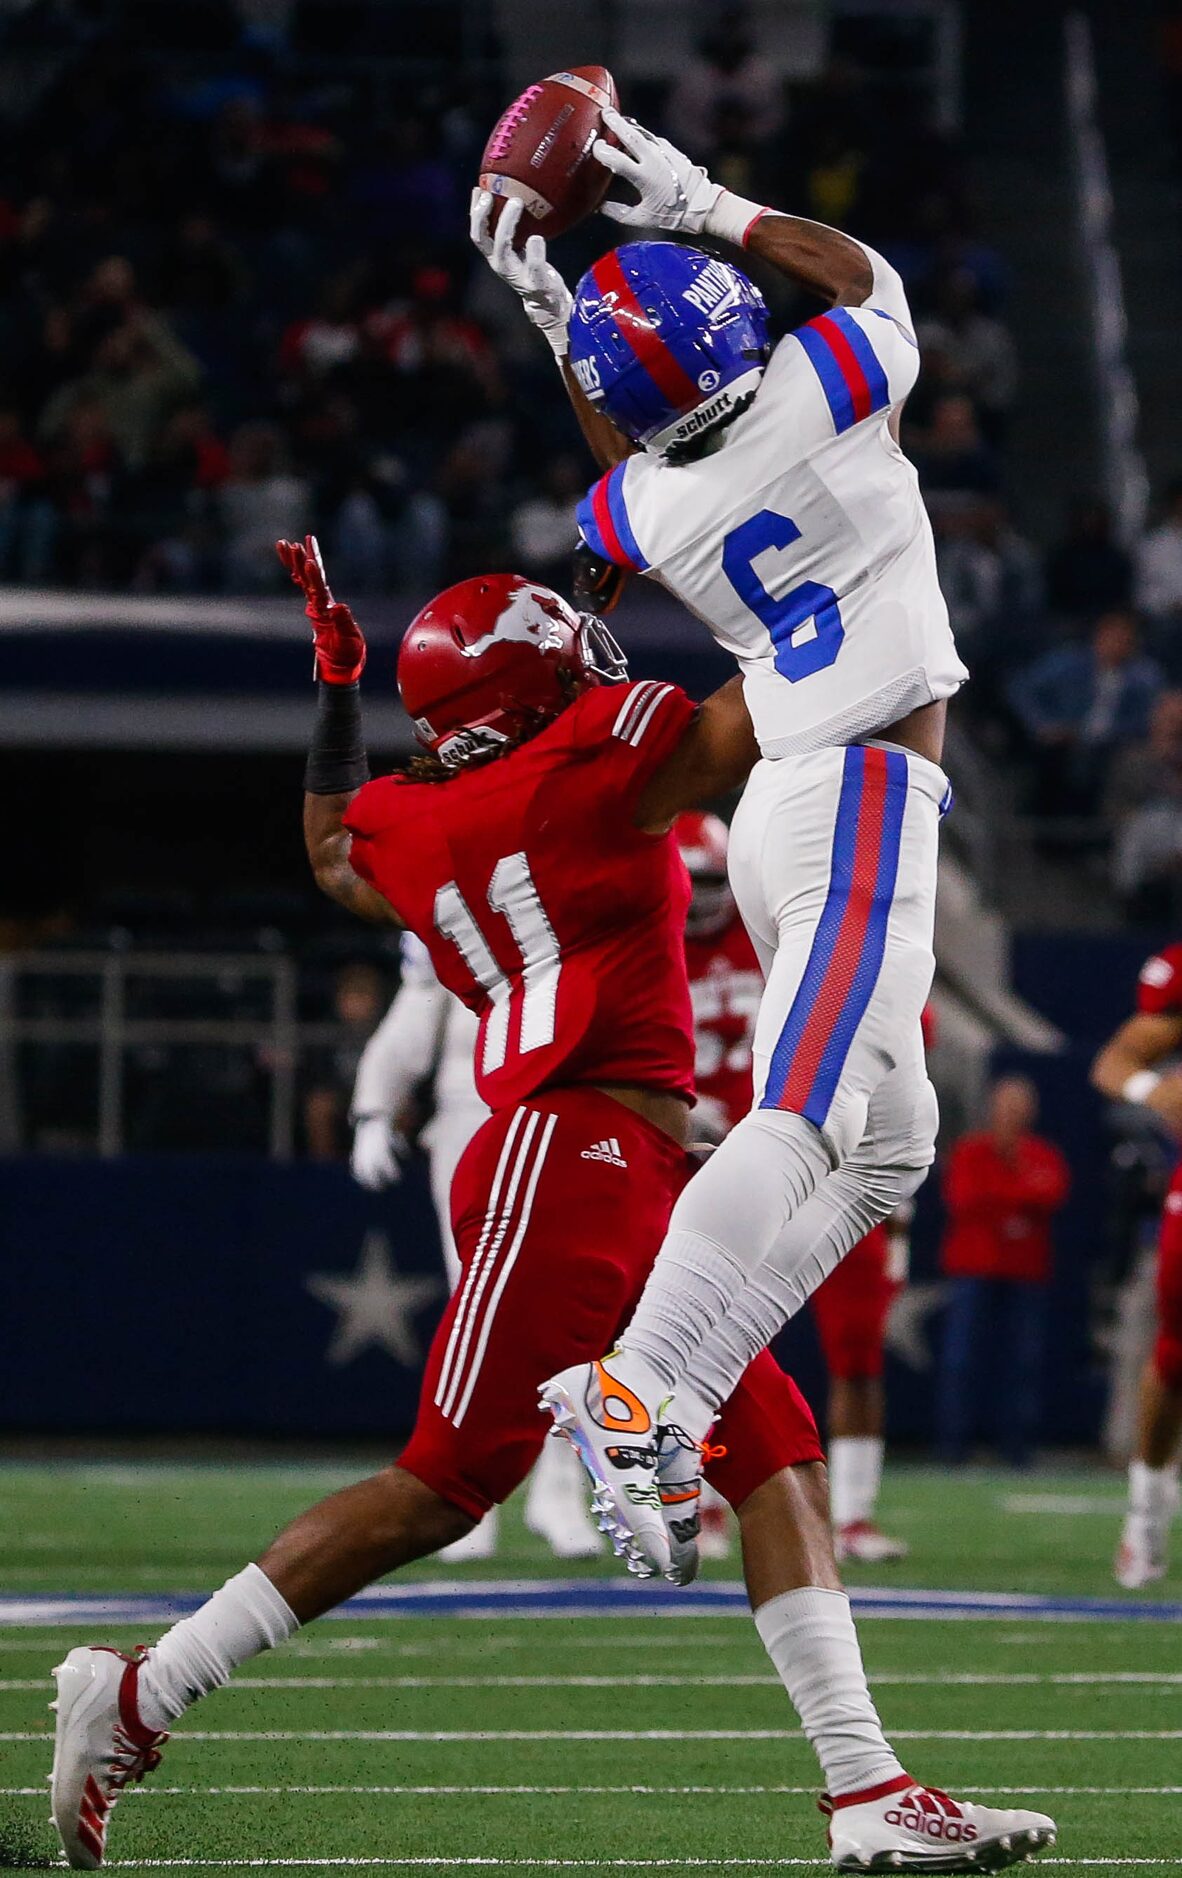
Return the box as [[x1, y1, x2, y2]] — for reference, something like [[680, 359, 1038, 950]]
[[276, 534, 366, 686]]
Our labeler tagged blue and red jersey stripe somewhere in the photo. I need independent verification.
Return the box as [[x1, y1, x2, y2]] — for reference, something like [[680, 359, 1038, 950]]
[[577, 461, 649, 571], [795, 308, 891, 435], [760, 744, 909, 1128]]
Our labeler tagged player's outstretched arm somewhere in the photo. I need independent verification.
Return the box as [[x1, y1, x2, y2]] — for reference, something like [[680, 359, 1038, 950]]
[[593, 111, 890, 313], [1092, 1012, 1182, 1138], [469, 188, 633, 471], [634, 675, 759, 834], [279, 534, 401, 926]]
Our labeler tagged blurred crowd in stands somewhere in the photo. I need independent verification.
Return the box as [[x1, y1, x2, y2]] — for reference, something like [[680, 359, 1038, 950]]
[[0, 0, 1178, 924]]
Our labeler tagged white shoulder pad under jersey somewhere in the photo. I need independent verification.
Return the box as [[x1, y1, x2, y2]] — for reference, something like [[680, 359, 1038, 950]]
[[577, 287, 966, 759]]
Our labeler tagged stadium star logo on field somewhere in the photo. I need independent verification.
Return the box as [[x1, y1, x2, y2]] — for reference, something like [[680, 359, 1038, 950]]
[[306, 1232, 442, 1367], [884, 1281, 947, 1370]]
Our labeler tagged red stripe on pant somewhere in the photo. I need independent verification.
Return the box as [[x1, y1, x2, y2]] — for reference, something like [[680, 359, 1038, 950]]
[[778, 747, 889, 1114]]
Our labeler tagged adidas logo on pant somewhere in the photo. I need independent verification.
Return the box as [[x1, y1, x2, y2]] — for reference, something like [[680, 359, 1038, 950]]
[[581, 1137, 627, 1168]]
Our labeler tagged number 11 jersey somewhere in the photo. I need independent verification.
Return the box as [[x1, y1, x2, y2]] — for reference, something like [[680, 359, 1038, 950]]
[[578, 296, 968, 760], [343, 678, 697, 1110]]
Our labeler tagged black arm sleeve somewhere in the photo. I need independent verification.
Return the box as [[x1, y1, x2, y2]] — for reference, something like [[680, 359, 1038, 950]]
[[304, 681, 370, 795]]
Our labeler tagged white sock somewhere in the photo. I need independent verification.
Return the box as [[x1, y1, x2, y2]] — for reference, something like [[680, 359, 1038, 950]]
[[138, 1564, 298, 1728], [623, 1110, 832, 1390], [829, 1437, 884, 1527], [1128, 1459, 1180, 1523], [755, 1586, 905, 1797], [663, 1381, 716, 1445]]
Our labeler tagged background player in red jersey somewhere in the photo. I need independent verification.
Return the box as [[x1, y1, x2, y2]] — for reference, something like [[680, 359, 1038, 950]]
[[677, 811, 914, 1566], [1093, 943, 1182, 1587], [48, 546, 1053, 1875]]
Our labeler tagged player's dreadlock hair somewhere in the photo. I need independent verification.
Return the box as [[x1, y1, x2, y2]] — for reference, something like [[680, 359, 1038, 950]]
[[396, 670, 586, 783]]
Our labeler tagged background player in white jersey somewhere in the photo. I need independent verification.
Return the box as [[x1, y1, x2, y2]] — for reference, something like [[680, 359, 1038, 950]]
[[350, 932, 600, 1563], [472, 109, 963, 1575]]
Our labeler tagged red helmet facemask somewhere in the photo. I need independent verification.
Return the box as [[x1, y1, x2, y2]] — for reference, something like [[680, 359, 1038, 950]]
[[398, 573, 628, 770], [676, 810, 735, 936]]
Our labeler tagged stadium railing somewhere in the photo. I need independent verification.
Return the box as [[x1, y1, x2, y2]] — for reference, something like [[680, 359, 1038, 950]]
[[0, 949, 344, 1159]]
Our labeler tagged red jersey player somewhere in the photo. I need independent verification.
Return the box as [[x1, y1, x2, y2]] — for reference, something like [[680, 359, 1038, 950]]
[[48, 549, 1051, 1872], [1093, 943, 1182, 1587], [676, 811, 915, 1566]]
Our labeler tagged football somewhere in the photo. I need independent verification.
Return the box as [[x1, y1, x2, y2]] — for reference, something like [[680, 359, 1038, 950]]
[[478, 65, 619, 245]]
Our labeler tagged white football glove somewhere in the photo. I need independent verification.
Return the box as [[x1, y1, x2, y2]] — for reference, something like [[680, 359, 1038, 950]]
[[469, 189, 573, 357], [350, 1115, 408, 1191], [593, 110, 767, 248], [592, 110, 724, 235]]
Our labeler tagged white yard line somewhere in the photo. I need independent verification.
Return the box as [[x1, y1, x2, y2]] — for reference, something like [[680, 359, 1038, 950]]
[[5, 1783, 1181, 1799], [8, 1671, 1182, 1692], [93, 1860, 1182, 1870], [7, 1727, 1182, 1742]]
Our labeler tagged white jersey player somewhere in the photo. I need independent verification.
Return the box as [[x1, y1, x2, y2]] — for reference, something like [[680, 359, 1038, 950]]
[[473, 113, 958, 1580], [350, 934, 599, 1562], [351, 932, 487, 1286]]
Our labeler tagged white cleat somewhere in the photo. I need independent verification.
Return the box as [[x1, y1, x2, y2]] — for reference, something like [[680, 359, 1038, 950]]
[[823, 1777, 1056, 1872], [835, 1519, 910, 1565], [50, 1645, 168, 1868], [439, 1509, 500, 1563], [523, 1435, 603, 1560], [538, 1356, 669, 1577], [1114, 1512, 1168, 1590], [524, 1500, 603, 1560], [654, 1420, 705, 1586]]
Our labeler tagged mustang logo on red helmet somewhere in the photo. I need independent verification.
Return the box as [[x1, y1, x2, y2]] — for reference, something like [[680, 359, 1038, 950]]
[[457, 582, 571, 662], [398, 573, 627, 769]]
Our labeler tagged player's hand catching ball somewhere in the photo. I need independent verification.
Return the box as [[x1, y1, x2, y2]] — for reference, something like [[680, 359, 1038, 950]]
[[469, 190, 573, 357], [592, 110, 724, 235], [350, 1115, 408, 1191], [277, 534, 366, 686]]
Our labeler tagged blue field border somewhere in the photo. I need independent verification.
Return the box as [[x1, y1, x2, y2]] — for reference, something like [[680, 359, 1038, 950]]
[[3, 1581, 1182, 1626]]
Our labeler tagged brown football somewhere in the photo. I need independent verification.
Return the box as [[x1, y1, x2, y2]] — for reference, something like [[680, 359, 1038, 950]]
[[479, 65, 619, 245]]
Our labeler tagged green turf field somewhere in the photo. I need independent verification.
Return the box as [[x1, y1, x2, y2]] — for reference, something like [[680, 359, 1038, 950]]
[[2, 1460, 1181, 1873]]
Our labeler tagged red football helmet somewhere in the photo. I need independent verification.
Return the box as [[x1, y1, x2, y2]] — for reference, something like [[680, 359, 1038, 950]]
[[398, 573, 628, 769], [676, 810, 735, 936]]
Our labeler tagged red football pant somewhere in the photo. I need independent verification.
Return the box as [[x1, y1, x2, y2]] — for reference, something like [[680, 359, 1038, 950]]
[[398, 1087, 822, 1520], [811, 1223, 898, 1382], [1155, 1171, 1182, 1391]]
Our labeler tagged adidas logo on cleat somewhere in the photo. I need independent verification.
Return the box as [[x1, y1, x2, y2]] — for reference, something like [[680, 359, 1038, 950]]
[[581, 1137, 628, 1168], [885, 1804, 979, 1844], [623, 1482, 662, 1510]]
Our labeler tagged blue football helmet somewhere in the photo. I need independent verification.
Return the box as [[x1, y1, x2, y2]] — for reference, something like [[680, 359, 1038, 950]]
[[568, 241, 771, 456]]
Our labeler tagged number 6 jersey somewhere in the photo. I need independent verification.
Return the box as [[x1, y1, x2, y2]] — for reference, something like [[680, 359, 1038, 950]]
[[343, 678, 697, 1109], [577, 291, 968, 760]]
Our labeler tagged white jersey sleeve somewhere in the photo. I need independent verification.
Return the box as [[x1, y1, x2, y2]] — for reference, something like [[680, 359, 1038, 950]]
[[350, 935, 449, 1123]]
